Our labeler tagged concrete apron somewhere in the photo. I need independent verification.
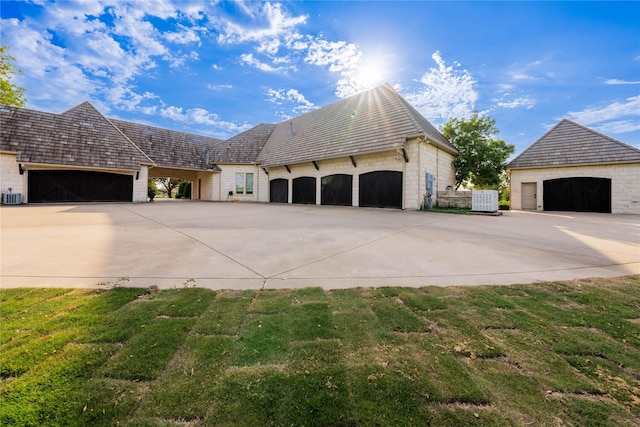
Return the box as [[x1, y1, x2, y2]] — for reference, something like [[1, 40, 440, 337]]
[[1, 201, 638, 290]]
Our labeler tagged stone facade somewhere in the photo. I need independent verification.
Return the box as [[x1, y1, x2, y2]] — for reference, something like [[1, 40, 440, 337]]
[[253, 137, 457, 210], [0, 152, 25, 196], [510, 163, 640, 214], [206, 164, 268, 202], [436, 191, 472, 208]]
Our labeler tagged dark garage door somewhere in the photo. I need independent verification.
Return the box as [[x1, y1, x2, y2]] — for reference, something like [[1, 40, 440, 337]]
[[269, 178, 288, 203], [321, 174, 353, 206], [292, 177, 316, 204], [359, 171, 403, 209], [28, 170, 133, 203], [543, 177, 611, 213]]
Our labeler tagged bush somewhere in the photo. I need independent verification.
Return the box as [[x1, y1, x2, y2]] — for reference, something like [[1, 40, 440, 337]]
[[176, 181, 191, 199], [499, 200, 510, 210], [147, 180, 156, 200]]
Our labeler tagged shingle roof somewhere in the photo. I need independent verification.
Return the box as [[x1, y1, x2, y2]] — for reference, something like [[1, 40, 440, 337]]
[[508, 119, 640, 169], [256, 83, 457, 168], [0, 102, 152, 170], [109, 119, 223, 171], [210, 123, 276, 163]]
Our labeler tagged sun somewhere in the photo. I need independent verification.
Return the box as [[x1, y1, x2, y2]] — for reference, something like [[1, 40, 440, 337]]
[[355, 57, 388, 89]]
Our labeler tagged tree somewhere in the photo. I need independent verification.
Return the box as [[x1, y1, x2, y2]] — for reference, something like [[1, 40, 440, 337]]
[[153, 178, 180, 198], [442, 113, 515, 190], [0, 45, 26, 107]]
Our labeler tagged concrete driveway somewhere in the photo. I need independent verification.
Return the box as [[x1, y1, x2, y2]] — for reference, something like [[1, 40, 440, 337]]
[[1, 201, 638, 289]]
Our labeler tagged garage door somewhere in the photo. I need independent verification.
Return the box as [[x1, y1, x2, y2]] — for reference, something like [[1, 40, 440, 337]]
[[269, 178, 288, 203], [543, 177, 611, 213], [28, 170, 133, 203], [359, 171, 402, 209], [292, 177, 316, 204], [321, 174, 353, 206]]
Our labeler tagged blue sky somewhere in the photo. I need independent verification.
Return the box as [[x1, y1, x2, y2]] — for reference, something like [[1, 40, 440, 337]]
[[2, 1, 639, 156]]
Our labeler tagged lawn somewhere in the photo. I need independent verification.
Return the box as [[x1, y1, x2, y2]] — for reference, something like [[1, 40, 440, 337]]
[[1, 276, 639, 426]]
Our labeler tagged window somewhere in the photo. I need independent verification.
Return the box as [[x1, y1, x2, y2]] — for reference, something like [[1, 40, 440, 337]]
[[235, 172, 254, 195], [235, 173, 244, 194], [246, 173, 254, 195]]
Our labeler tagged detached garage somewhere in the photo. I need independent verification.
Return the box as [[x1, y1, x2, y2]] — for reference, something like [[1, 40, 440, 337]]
[[508, 119, 640, 214], [1, 102, 153, 203]]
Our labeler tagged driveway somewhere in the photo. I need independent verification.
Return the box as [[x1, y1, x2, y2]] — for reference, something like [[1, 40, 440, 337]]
[[1, 201, 638, 289]]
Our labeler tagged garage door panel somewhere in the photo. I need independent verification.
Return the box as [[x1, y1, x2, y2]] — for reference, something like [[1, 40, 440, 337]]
[[321, 174, 352, 206], [269, 178, 288, 203], [543, 177, 611, 213], [28, 170, 133, 203], [292, 177, 316, 204], [359, 171, 402, 209]]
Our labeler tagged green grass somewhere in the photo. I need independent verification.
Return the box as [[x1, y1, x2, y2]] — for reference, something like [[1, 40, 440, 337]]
[[1, 276, 639, 426]]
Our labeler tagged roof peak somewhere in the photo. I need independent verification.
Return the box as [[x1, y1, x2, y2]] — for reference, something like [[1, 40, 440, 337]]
[[508, 118, 640, 169]]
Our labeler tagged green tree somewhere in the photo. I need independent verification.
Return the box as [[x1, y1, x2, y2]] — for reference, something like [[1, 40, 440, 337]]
[[442, 113, 515, 190], [153, 178, 180, 198], [0, 46, 26, 107]]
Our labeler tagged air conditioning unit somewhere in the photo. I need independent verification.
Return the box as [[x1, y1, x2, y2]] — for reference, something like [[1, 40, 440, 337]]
[[472, 190, 498, 212], [2, 192, 22, 205]]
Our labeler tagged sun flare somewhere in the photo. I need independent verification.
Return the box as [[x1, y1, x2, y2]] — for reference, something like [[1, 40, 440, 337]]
[[355, 57, 388, 89]]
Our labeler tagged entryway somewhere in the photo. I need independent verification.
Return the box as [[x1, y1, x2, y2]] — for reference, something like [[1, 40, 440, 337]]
[[521, 183, 537, 210]]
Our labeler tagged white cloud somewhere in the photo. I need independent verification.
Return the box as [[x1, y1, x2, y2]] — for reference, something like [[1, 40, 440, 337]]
[[567, 95, 640, 124], [566, 95, 640, 136], [266, 88, 316, 118], [591, 120, 640, 135], [216, 2, 307, 55], [240, 53, 289, 72], [157, 104, 249, 134], [304, 39, 361, 72], [511, 73, 539, 81], [492, 94, 536, 110], [605, 79, 640, 85], [165, 24, 202, 45], [403, 51, 478, 123], [207, 83, 233, 91], [0, 1, 209, 111]]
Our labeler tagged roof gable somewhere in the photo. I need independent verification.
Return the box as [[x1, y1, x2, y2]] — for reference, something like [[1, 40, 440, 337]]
[[0, 102, 152, 170], [256, 83, 456, 167], [508, 119, 640, 169], [210, 123, 276, 164], [109, 119, 223, 171]]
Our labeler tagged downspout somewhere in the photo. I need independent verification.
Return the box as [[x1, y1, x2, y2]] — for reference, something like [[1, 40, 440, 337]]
[[403, 144, 407, 210], [417, 136, 422, 210]]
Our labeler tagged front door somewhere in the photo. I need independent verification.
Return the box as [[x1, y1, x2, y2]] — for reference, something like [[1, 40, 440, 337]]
[[522, 183, 537, 210]]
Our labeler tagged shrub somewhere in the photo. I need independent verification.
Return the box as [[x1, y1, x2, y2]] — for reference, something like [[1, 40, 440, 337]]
[[147, 180, 156, 200], [176, 181, 191, 199], [498, 200, 510, 210]]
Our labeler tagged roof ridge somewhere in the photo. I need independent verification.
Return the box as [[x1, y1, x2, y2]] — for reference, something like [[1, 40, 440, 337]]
[[109, 117, 224, 143], [60, 100, 95, 115], [508, 120, 565, 165], [107, 118, 156, 166], [508, 118, 640, 169], [381, 84, 423, 136], [561, 118, 640, 152]]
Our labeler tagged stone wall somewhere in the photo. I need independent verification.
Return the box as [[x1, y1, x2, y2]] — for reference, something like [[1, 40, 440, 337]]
[[0, 153, 25, 197], [435, 191, 472, 208]]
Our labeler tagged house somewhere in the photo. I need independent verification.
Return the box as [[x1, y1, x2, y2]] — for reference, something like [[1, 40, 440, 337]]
[[508, 119, 640, 214], [1, 84, 459, 209]]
